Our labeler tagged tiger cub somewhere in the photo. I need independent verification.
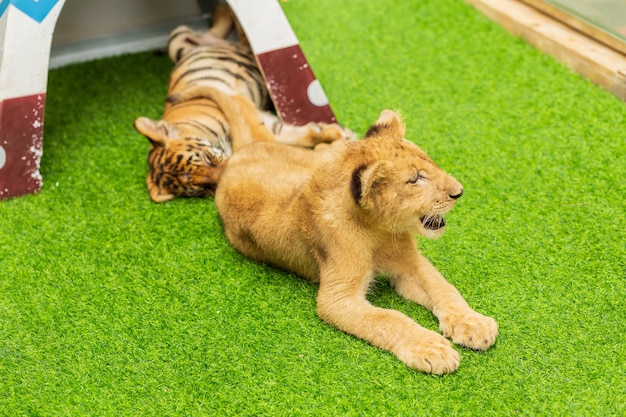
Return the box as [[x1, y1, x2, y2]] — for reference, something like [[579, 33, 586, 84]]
[[134, 5, 354, 202]]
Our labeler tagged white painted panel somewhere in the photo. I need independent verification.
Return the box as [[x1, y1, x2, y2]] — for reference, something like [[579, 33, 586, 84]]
[[227, 0, 298, 53], [53, 0, 203, 46], [0, 1, 64, 100]]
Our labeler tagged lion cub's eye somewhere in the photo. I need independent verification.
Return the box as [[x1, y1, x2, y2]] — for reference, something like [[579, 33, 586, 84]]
[[407, 172, 426, 184]]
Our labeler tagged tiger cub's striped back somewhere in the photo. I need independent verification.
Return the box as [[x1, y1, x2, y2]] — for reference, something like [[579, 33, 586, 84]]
[[167, 26, 268, 109]]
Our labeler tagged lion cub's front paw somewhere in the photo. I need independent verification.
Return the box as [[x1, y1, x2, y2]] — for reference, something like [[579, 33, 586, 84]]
[[395, 333, 460, 375], [439, 311, 498, 351], [308, 122, 357, 143]]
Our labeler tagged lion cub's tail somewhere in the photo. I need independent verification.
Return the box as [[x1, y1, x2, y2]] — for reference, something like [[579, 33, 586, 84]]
[[166, 86, 276, 152]]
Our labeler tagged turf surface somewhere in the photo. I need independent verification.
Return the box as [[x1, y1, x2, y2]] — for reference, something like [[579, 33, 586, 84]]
[[1, 0, 625, 415]]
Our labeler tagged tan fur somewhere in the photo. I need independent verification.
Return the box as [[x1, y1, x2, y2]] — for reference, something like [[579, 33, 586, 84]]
[[215, 110, 498, 374]]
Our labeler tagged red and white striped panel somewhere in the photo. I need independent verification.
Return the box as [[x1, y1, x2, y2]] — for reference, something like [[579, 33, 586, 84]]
[[0, 0, 65, 200], [226, 0, 337, 126]]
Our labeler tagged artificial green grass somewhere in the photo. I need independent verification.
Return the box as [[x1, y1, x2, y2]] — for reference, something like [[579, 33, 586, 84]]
[[1, 0, 625, 415]]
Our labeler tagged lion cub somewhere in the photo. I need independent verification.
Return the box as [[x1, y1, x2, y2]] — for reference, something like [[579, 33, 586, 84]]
[[215, 110, 498, 374]]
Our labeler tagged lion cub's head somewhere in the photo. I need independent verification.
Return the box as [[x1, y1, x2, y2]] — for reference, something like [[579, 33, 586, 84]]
[[345, 110, 463, 238]]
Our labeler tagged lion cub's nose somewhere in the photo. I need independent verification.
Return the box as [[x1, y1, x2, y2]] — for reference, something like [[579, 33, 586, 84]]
[[449, 190, 463, 200]]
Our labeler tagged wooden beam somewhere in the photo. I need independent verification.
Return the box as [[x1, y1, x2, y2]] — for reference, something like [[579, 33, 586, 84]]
[[464, 0, 626, 101]]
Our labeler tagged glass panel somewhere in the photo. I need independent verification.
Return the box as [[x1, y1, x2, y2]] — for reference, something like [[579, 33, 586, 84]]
[[549, 0, 626, 40], [522, 0, 626, 54]]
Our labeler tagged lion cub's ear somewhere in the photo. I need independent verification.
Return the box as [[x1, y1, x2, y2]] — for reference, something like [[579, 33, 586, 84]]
[[364, 110, 406, 140], [351, 160, 393, 209], [134, 117, 178, 147]]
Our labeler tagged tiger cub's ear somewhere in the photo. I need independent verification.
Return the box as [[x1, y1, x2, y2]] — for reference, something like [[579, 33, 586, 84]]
[[147, 179, 176, 203], [364, 110, 405, 140], [133, 117, 178, 146]]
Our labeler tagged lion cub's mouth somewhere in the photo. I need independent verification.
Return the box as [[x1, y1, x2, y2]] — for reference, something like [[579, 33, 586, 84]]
[[421, 214, 446, 230]]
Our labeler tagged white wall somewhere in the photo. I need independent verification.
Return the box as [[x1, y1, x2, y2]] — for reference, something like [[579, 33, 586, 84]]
[[53, 0, 205, 46], [49, 0, 219, 67]]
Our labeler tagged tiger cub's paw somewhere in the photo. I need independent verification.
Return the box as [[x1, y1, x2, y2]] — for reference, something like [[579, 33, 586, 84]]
[[307, 122, 357, 144], [439, 311, 498, 351]]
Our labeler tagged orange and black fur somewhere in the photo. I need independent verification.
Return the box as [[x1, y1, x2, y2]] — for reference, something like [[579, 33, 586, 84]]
[[134, 5, 354, 202]]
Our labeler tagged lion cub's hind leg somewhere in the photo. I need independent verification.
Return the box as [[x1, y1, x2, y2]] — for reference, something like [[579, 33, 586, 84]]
[[166, 86, 277, 152], [166, 84, 354, 148], [259, 112, 357, 148], [228, 96, 277, 150]]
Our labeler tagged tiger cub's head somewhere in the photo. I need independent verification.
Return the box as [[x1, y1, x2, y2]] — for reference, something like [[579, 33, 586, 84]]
[[134, 117, 228, 202]]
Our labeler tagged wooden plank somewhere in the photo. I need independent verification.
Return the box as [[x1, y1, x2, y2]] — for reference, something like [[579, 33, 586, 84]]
[[520, 0, 626, 56], [464, 0, 626, 101]]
